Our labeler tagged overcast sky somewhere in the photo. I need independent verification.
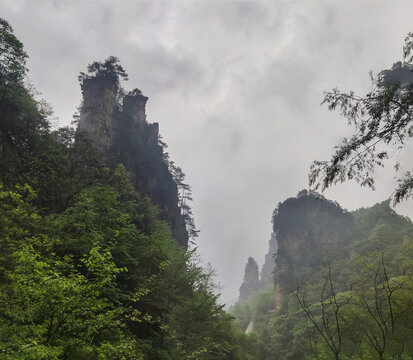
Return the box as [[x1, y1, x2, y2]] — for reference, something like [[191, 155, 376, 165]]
[[2, 0, 413, 305]]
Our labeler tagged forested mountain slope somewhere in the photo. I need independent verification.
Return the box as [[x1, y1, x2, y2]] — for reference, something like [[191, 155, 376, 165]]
[[0, 18, 257, 360]]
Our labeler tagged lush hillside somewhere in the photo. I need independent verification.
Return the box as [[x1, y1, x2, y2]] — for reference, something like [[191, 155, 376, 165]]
[[232, 191, 413, 360], [0, 18, 258, 360]]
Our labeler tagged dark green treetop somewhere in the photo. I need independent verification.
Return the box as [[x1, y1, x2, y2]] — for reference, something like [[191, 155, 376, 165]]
[[78, 55, 128, 88]]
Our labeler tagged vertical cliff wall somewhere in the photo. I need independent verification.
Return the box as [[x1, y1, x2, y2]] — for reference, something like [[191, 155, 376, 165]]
[[260, 232, 278, 285], [78, 76, 188, 248], [272, 190, 353, 308]]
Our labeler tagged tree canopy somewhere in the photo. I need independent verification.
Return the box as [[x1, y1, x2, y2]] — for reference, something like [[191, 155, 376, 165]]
[[0, 17, 27, 84], [78, 55, 128, 88]]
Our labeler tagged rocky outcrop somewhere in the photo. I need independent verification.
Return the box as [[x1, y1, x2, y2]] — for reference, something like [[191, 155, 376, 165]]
[[78, 76, 188, 248], [273, 190, 353, 308], [122, 93, 148, 126], [239, 257, 260, 302]]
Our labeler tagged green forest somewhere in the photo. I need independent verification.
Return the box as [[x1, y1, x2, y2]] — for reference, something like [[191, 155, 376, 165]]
[[2, 9, 413, 360], [0, 18, 255, 359]]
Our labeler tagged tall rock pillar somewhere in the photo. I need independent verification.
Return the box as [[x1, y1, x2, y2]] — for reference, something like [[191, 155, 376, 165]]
[[79, 77, 117, 151], [239, 257, 260, 302]]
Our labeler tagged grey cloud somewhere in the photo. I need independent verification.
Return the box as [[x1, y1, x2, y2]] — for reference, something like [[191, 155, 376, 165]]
[[124, 44, 205, 95], [2, 0, 413, 305]]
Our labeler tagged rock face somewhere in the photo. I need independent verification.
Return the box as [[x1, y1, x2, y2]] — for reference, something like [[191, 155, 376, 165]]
[[122, 94, 148, 126], [260, 232, 278, 285], [239, 257, 260, 302], [273, 190, 353, 308], [79, 77, 117, 152], [78, 76, 188, 248]]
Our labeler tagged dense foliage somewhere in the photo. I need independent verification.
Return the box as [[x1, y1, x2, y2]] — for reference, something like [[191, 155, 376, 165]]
[[0, 18, 256, 359]]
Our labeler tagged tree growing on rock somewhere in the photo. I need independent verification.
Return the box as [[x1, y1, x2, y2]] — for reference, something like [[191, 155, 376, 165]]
[[78, 55, 128, 88]]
